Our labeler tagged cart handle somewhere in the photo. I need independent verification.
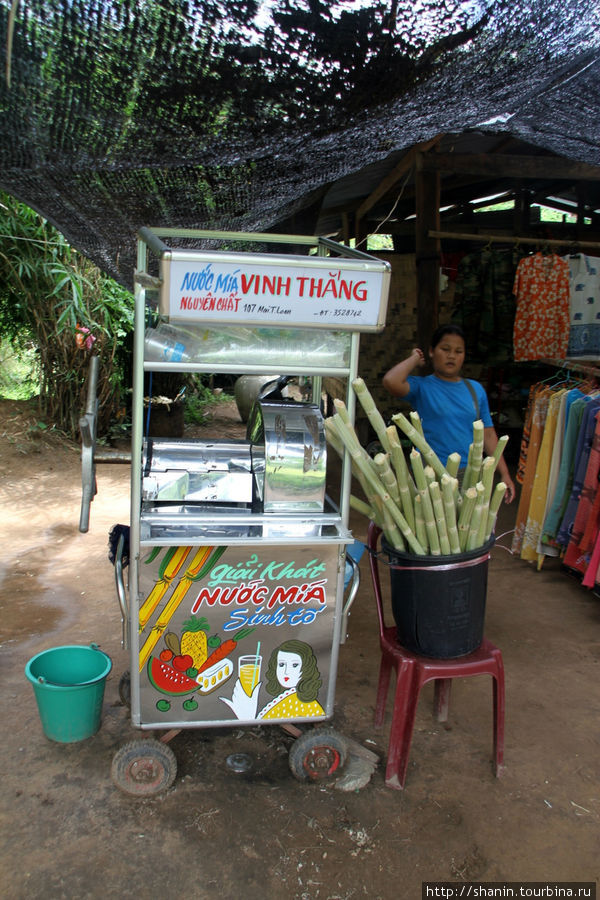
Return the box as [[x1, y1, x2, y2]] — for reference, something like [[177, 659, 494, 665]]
[[115, 531, 129, 650], [340, 554, 360, 645], [79, 356, 100, 533]]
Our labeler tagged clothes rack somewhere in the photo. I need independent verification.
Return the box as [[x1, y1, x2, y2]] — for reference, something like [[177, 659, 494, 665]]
[[539, 359, 600, 380]]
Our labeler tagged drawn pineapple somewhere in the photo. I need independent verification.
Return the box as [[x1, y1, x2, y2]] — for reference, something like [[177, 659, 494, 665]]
[[180, 616, 210, 668]]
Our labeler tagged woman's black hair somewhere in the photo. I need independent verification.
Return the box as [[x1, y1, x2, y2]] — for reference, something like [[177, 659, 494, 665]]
[[429, 323, 466, 350]]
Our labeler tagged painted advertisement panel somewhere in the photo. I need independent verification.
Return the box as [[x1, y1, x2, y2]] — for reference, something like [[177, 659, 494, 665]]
[[160, 252, 390, 331], [137, 542, 341, 727]]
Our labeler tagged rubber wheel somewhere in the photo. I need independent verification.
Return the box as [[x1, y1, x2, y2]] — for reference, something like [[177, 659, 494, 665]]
[[111, 739, 177, 797], [118, 670, 131, 707], [288, 728, 348, 783]]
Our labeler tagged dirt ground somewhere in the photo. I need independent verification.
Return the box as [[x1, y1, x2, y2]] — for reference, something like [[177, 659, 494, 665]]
[[1, 397, 599, 900]]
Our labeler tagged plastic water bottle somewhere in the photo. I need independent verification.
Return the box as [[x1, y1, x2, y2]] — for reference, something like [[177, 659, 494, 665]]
[[144, 325, 193, 362]]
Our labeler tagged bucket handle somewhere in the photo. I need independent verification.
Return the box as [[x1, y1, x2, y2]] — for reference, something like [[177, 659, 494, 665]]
[[34, 644, 108, 687]]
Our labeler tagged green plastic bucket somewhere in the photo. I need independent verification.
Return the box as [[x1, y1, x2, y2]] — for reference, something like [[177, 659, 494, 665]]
[[25, 644, 112, 743]]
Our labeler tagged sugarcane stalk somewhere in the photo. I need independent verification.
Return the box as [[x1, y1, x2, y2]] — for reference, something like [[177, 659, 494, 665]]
[[445, 452, 461, 479], [381, 500, 406, 551], [138, 545, 223, 670], [351, 377, 391, 453], [413, 493, 428, 553], [491, 434, 509, 471], [324, 417, 345, 459], [458, 486, 477, 551], [332, 414, 425, 553], [445, 451, 462, 508], [475, 456, 496, 546], [386, 424, 416, 493], [410, 452, 440, 553], [466, 482, 485, 550], [409, 410, 424, 439], [333, 397, 353, 427], [138, 546, 192, 630], [353, 461, 381, 513], [371, 494, 386, 530], [374, 452, 400, 504], [420, 489, 441, 555], [392, 411, 447, 481], [350, 494, 378, 523], [423, 464, 436, 488], [441, 473, 461, 553], [330, 415, 381, 510], [332, 411, 364, 457], [381, 491, 427, 555], [485, 481, 507, 541], [333, 418, 385, 501], [429, 480, 451, 555], [332, 414, 385, 491], [462, 420, 484, 494], [409, 448, 428, 492], [461, 443, 473, 488], [386, 425, 416, 531]]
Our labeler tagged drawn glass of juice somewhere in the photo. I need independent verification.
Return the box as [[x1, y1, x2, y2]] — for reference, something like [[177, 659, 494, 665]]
[[238, 655, 262, 696]]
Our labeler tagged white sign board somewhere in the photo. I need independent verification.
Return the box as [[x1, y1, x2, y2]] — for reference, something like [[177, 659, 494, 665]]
[[159, 249, 390, 332]]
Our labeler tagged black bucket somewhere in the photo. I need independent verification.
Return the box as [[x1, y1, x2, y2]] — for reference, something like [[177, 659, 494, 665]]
[[382, 537, 494, 659]]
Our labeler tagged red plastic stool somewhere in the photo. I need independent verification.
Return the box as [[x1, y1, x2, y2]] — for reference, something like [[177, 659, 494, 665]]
[[367, 521, 506, 790]]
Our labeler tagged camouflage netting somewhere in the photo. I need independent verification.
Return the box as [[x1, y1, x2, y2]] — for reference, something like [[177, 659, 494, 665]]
[[1, 0, 599, 287]]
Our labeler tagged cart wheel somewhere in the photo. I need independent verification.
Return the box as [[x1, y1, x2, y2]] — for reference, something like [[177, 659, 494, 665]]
[[118, 670, 131, 707], [288, 728, 348, 783], [111, 739, 177, 797]]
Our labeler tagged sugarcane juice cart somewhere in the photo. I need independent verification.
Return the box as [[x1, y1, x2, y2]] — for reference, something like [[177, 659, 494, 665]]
[[102, 228, 390, 796]]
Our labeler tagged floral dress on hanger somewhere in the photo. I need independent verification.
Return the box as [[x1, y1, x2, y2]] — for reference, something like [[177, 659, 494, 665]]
[[513, 252, 570, 361]]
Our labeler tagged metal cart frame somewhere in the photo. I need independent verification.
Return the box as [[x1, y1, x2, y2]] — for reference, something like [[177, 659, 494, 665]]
[[108, 228, 390, 795]]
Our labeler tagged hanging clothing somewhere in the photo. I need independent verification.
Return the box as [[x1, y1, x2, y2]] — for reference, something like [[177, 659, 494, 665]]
[[555, 398, 600, 548], [520, 389, 565, 564], [540, 392, 589, 545], [563, 410, 600, 574], [566, 255, 600, 359], [536, 388, 571, 560], [512, 253, 570, 361], [515, 384, 538, 485], [582, 537, 600, 589], [511, 386, 550, 555], [510, 370, 600, 588], [579, 463, 600, 555]]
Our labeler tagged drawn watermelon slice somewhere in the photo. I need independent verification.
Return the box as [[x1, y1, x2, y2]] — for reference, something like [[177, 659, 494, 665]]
[[147, 656, 199, 696]]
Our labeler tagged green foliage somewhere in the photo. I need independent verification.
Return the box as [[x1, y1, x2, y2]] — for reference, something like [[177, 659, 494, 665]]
[[0, 192, 134, 438], [0, 339, 39, 400], [183, 377, 233, 427]]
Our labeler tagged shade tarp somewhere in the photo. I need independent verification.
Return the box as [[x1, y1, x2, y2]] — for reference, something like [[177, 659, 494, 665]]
[[1, 0, 599, 285]]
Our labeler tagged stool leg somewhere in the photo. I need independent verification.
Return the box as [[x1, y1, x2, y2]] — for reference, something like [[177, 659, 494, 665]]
[[433, 679, 452, 723], [374, 653, 393, 730], [385, 658, 418, 790], [492, 656, 506, 776]]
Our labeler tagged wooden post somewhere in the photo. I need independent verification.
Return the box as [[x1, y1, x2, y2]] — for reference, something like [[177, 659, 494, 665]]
[[415, 152, 440, 353], [514, 186, 531, 236]]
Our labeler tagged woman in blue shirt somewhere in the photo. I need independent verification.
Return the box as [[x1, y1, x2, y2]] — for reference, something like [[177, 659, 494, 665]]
[[382, 324, 515, 502]]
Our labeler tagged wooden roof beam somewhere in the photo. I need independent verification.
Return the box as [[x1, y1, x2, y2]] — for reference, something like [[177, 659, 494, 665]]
[[354, 136, 441, 239]]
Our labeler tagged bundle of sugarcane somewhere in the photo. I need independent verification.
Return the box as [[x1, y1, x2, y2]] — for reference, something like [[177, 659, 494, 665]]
[[325, 377, 508, 556]]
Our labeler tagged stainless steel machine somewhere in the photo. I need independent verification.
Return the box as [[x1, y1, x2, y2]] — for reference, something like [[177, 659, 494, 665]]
[[87, 228, 390, 795]]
